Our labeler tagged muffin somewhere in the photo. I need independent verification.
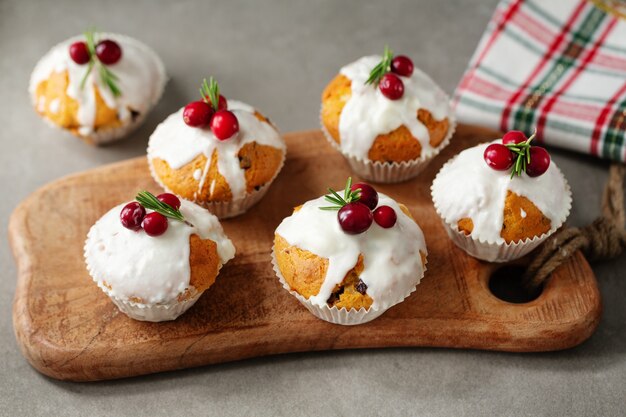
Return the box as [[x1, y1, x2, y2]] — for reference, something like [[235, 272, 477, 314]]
[[321, 46, 454, 183], [431, 130, 572, 262], [272, 178, 427, 325], [148, 77, 286, 219], [29, 29, 166, 145], [84, 191, 235, 322]]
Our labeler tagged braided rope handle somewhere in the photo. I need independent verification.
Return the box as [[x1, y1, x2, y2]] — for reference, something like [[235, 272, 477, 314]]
[[523, 164, 626, 292]]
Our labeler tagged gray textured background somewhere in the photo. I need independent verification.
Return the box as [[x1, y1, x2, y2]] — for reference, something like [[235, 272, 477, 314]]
[[1, 0, 625, 416]]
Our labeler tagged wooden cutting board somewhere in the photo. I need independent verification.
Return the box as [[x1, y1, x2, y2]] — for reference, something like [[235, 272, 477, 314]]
[[9, 125, 601, 382]]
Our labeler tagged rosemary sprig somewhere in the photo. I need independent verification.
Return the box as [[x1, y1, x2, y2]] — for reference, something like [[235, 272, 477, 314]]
[[506, 129, 537, 178], [365, 45, 393, 86], [99, 65, 122, 96], [319, 177, 361, 210], [200, 77, 220, 111], [79, 28, 122, 97], [135, 191, 194, 227]]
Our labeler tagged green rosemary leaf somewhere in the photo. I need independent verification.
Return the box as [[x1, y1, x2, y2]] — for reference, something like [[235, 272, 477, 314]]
[[319, 177, 363, 211], [328, 187, 346, 205], [199, 77, 221, 111], [79, 28, 122, 97], [84, 28, 97, 56], [99, 65, 122, 97], [135, 191, 192, 226], [79, 60, 94, 90], [505, 129, 537, 178], [324, 195, 344, 206], [344, 177, 353, 201], [106, 67, 120, 81], [365, 45, 393, 86]]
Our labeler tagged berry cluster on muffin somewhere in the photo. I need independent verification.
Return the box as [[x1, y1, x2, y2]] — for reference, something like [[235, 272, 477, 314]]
[[30, 29, 166, 145], [321, 46, 454, 182]]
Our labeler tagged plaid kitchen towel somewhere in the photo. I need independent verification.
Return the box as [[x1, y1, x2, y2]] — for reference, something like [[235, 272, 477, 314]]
[[453, 0, 626, 161]]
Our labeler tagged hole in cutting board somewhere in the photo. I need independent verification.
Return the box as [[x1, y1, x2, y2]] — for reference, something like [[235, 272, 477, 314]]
[[488, 265, 543, 304]]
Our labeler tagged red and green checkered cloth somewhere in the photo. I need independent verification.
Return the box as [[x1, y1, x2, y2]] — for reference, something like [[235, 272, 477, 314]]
[[453, 0, 626, 161]]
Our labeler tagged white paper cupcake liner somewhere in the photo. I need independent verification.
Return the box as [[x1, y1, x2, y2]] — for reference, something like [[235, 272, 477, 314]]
[[270, 246, 426, 325], [102, 284, 203, 322], [148, 150, 286, 219], [84, 255, 204, 323], [431, 161, 573, 263], [30, 33, 167, 146], [84, 110, 150, 146], [319, 94, 456, 184]]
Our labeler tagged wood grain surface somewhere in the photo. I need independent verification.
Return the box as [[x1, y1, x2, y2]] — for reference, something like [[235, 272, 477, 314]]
[[9, 125, 601, 382]]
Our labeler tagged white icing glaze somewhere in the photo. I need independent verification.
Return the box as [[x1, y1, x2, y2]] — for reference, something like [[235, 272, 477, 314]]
[[275, 194, 427, 309], [49, 98, 60, 114], [338, 55, 451, 160], [147, 100, 285, 200], [85, 199, 235, 304], [432, 141, 570, 244], [193, 169, 202, 181], [29, 33, 165, 136]]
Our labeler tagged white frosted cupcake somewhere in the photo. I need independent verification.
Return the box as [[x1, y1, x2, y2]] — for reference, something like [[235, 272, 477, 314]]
[[431, 130, 571, 262], [272, 178, 428, 325], [29, 30, 166, 145], [84, 191, 235, 322], [148, 77, 286, 219], [321, 46, 455, 183]]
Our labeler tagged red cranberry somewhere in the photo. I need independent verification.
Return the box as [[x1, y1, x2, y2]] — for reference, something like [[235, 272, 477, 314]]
[[526, 146, 551, 177], [337, 202, 373, 235], [391, 55, 414, 77], [484, 143, 514, 171], [69, 41, 91, 64], [142, 212, 168, 236], [120, 202, 145, 231], [379, 73, 404, 100], [502, 131, 528, 145], [157, 193, 181, 210], [210, 110, 239, 140], [95, 39, 122, 65], [350, 182, 378, 210], [183, 101, 213, 127], [373, 206, 397, 228]]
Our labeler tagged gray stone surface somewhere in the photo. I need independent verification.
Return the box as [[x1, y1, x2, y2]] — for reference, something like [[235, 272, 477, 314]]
[[1, 0, 624, 416]]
